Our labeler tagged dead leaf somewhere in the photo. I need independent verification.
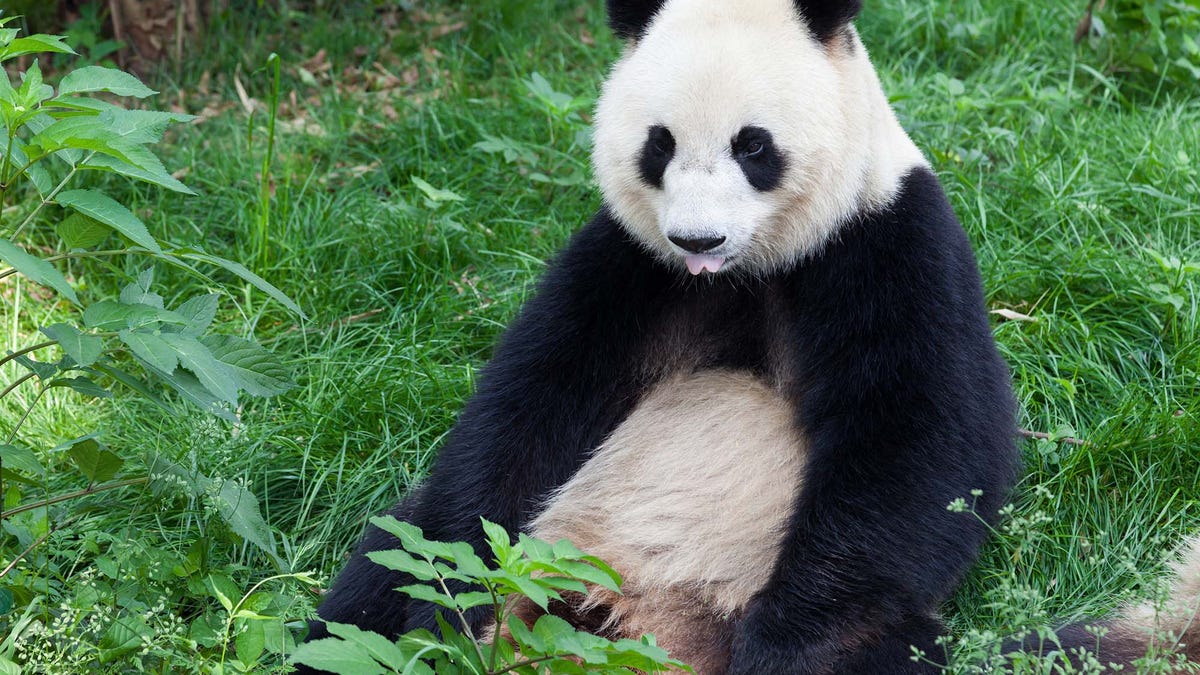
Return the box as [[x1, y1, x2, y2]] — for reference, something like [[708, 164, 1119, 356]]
[[990, 309, 1037, 322]]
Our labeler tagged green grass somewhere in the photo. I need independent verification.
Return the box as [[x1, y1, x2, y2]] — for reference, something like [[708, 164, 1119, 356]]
[[2, 0, 1199, 672]]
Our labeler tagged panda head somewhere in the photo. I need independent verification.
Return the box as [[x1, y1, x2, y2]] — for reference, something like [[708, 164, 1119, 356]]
[[594, 0, 926, 276]]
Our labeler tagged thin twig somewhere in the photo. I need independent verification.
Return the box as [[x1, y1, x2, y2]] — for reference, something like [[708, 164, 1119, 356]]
[[0, 516, 77, 578], [0, 477, 150, 519]]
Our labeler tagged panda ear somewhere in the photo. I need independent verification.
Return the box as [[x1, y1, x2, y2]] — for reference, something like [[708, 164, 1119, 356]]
[[793, 0, 863, 42], [606, 0, 668, 40]]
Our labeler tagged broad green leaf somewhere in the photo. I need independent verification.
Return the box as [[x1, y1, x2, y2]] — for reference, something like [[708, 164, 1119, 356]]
[[206, 574, 238, 612], [0, 587, 12, 615], [0, 444, 45, 475], [56, 189, 162, 253], [66, 437, 124, 482], [7, 136, 53, 196], [83, 300, 185, 330], [411, 176, 464, 203], [0, 35, 74, 62], [49, 376, 110, 399], [103, 107, 194, 143], [56, 213, 111, 249], [40, 323, 104, 366], [16, 60, 54, 110], [201, 335, 296, 397], [213, 478, 279, 562], [58, 66, 155, 98], [174, 294, 218, 336], [159, 333, 239, 404], [235, 618, 266, 665], [120, 269, 163, 308], [324, 622, 411, 669], [98, 614, 149, 662], [395, 584, 458, 610], [119, 330, 178, 373], [0, 239, 80, 304], [174, 249, 304, 318], [152, 366, 237, 421], [290, 637, 387, 675], [12, 354, 59, 379], [81, 153, 196, 194], [365, 550, 437, 581], [28, 117, 168, 174], [92, 363, 175, 414]]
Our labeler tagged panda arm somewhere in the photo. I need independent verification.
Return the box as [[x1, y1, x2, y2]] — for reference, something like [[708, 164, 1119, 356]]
[[731, 172, 1018, 673], [312, 209, 663, 638]]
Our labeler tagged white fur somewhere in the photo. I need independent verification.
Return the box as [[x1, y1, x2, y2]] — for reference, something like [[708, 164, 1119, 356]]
[[530, 370, 806, 617], [592, 0, 927, 274]]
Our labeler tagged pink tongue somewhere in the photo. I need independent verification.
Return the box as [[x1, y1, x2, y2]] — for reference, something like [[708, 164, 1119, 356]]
[[685, 255, 726, 275]]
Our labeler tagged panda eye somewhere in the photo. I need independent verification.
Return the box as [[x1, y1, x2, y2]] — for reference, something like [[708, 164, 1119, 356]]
[[744, 141, 765, 158], [650, 127, 675, 155]]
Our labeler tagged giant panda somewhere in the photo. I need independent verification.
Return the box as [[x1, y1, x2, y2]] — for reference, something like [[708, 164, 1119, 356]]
[[303, 0, 1200, 672]]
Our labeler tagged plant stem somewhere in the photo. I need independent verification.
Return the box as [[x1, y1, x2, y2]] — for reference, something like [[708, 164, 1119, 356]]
[[0, 249, 145, 283], [490, 655, 557, 675], [10, 151, 95, 240], [0, 515, 77, 578], [0, 477, 150, 519], [0, 371, 36, 399], [0, 340, 56, 369], [434, 571, 490, 669]]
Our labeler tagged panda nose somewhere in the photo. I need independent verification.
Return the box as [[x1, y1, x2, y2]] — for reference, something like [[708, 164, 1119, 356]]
[[668, 234, 726, 254]]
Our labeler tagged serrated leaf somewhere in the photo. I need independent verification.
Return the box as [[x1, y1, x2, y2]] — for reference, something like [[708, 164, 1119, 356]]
[[83, 300, 185, 330], [201, 335, 296, 397], [50, 376, 110, 399], [395, 584, 458, 610], [158, 333, 239, 404], [59, 66, 155, 98], [56, 189, 162, 253], [119, 330, 178, 373], [206, 574, 238, 612], [92, 362, 175, 414], [56, 213, 111, 249], [81, 153, 195, 194], [174, 249, 304, 318], [290, 637, 388, 675], [12, 354, 59, 379], [120, 269, 163, 308], [0, 239, 80, 304], [0, 444, 45, 476], [39, 323, 104, 367], [173, 294, 219, 336], [213, 478, 278, 561], [0, 35, 75, 61], [325, 622, 410, 668], [7, 136, 52, 196], [366, 549, 437, 581], [66, 437, 123, 482], [152, 366, 236, 421]]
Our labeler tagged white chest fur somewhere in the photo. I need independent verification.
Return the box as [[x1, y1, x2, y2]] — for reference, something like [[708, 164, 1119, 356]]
[[525, 370, 807, 668]]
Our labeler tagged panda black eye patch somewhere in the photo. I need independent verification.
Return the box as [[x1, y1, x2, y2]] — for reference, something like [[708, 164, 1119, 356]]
[[638, 125, 675, 189], [732, 126, 786, 192]]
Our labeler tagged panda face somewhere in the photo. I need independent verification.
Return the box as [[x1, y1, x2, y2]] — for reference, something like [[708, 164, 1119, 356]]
[[593, 0, 926, 275]]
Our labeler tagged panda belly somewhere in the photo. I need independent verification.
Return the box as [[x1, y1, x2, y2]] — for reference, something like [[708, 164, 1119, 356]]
[[523, 370, 807, 672]]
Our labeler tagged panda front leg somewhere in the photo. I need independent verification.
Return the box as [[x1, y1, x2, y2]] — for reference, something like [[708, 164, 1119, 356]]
[[308, 211, 667, 641]]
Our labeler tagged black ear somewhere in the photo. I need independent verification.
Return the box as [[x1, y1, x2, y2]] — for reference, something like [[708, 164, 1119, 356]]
[[607, 0, 668, 40], [794, 0, 863, 42]]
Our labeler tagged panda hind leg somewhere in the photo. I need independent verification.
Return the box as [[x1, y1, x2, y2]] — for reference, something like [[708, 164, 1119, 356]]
[[830, 613, 947, 674]]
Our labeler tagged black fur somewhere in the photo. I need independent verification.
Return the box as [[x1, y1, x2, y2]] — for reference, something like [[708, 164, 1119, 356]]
[[607, 0, 862, 43], [794, 0, 863, 42], [607, 0, 668, 39], [304, 167, 1020, 673], [732, 126, 787, 192], [638, 125, 675, 188]]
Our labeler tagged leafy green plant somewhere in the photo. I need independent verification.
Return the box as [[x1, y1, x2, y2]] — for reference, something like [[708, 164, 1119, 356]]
[[1077, 0, 1200, 84], [0, 18, 306, 674], [292, 518, 691, 675]]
